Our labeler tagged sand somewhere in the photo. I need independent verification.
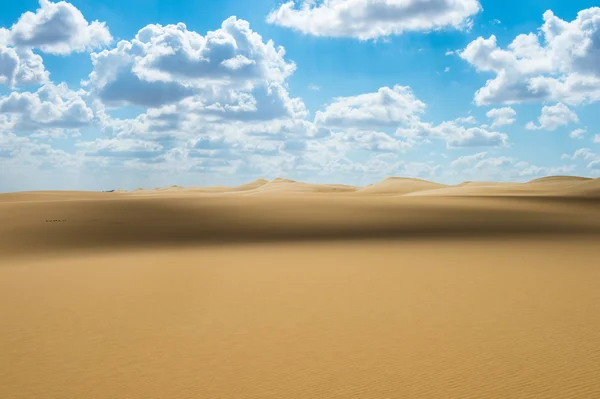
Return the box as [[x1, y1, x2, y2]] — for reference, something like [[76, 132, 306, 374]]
[[2, 176, 600, 399], [355, 177, 447, 196]]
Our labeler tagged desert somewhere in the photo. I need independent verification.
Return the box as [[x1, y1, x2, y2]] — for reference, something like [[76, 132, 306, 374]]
[[3, 1, 600, 397], [1, 176, 600, 398]]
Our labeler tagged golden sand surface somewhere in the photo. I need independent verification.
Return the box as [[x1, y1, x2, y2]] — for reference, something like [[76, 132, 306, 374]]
[[1, 176, 600, 398]]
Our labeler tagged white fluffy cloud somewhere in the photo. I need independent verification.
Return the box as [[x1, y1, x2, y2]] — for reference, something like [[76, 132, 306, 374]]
[[0, 132, 32, 158], [450, 151, 576, 179], [266, 0, 482, 40], [0, 0, 112, 55], [0, 46, 49, 88], [570, 128, 586, 139], [0, 131, 79, 167], [0, 82, 94, 134], [525, 103, 578, 131], [329, 130, 412, 153], [459, 7, 600, 105], [313, 85, 507, 148], [486, 107, 516, 128], [315, 85, 425, 128], [396, 116, 509, 148], [567, 148, 598, 161], [85, 17, 302, 117], [562, 148, 600, 170], [450, 151, 487, 167], [76, 138, 165, 158]]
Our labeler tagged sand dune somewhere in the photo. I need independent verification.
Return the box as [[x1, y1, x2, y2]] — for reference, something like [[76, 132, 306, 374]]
[[0, 190, 123, 203], [455, 181, 517, 187], [355, 177, 447, 196], [231, 178, 270, 191], [239, 178, 358, 196], [526, 175, 593, 184], [562, 178, 600, 197], [2, 176, 600, 399], [406, 176, 600, 198], [5, 175, 597, 202]]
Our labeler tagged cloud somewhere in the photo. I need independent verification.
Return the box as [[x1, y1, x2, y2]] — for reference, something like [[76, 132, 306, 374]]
[[76, 138, 165, 158], [562, 148, 600, 170], [450, 151, 487, 167], [396, 117, 508, 148], [308, 84, 320, 91], [450, 151, 576, 179], [315, 85, 425, 128], [570, 128, 586, 139], [595, 134, 600, 143], [486, 107, 516, 128], [0, 46, 49, 88], [572, 148, 598, 161], [0, 82, 94, 135], [0, 131, 79, 171], [0, 0, 112, 55], [86, 17, 302, 114], [312, 85, 506, 148], [525, 103, 578, 131], [333, 130, 412, 153], [0, 132, 32, 158], [266, 0, 482, 40], [459, 7, 600, 105]]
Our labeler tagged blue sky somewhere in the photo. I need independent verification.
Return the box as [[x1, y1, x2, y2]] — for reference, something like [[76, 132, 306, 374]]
[[1, 0, 600, 191]]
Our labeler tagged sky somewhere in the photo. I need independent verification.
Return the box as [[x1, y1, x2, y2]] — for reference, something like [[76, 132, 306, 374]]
[[1, 0, 600, 192]]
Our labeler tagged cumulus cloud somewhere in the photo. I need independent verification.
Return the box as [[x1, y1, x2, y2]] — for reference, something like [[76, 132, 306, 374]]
[[459, 7, 600, 105], [0, 46, 50, 88], [450, 151, 576, 179], [332, 130, 412, 153], [571, 148, 598, 161], [0, 131, 80, 173], [311, 85, 506, 148], [266, 0, 482, 40], [570, 128, 586, 139], [0, 132, 32, 158], [486, 107, 516, 128], [594, 134, 600, 143], [0, 82, 94, 134], [76, 138, 165, 158], [525, 103, 578, 131], [562, 148, 600, 170], [86, 17, 302, 115], [0, 0, 112, 54], [396, 117, 509, 148], [450, 151, 487, 167], [243, 119, 332, 140], [315, 85, 425, 128]]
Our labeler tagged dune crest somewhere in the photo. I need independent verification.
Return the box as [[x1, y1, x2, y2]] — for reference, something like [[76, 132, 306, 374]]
[[270, 177, 296, 184], [2, 175, 600, 202], [456, 181, 516, 187], [355, 176, 447, 196], [243, 179, 357, 196], [527, 176, 593, 184], [231, 178, 270, 192]]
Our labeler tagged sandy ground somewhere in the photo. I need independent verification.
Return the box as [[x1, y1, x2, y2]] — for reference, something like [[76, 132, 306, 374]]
[[1, 176, 600, 398]]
